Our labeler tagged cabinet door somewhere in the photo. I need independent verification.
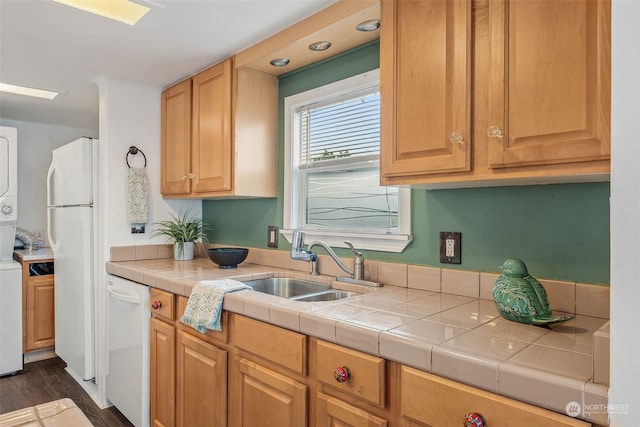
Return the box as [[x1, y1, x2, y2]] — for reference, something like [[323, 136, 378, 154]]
[[151, 317, 176, 427], [381, 0, 471, 181], [161, 79, 192, 196], [191, 58, 232, 194], [25, 278, 55, 351], [316, 392, 387, 427], [487, 0, 610, 168], [176, 331, 227, 427], [232, 356, 307, 427]]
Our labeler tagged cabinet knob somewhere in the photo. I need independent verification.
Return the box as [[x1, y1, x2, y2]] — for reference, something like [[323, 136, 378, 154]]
[[181, 175, 188, 181], [151, 301, 162, 310], [450, 132, 465, 144], [334, 366, 350, 383], [463, 412, 485, 427], [487, 125, 504, 138]]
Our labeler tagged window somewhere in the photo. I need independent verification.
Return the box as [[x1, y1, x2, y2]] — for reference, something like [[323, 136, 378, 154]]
[[284, 69, 411, 252]]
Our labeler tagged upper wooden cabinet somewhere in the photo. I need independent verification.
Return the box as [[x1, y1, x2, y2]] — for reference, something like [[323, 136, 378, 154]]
[[191, 60, 233, 194], [380, 0, 611, 188], [161, 79, 192, 196], [161, 58, 278, 198], [487, 0, 610, 169], [380, 0, 472, 178]]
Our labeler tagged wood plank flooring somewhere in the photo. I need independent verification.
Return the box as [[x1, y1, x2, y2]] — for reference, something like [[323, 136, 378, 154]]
[[0, 357, 133, 427]]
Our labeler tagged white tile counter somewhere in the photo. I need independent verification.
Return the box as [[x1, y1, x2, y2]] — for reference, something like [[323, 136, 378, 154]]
[[13, 247, 54, 262], [105, 253, 609, 425]]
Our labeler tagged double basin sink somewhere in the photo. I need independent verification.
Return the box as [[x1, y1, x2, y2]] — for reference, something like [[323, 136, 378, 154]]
[[242, 277, 359, 302]]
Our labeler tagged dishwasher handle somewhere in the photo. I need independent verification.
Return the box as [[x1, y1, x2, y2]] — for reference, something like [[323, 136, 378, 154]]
[[108, 285, 142, 305]]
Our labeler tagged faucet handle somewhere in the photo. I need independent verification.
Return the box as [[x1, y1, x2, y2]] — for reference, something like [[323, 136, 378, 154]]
[[344, 241, 362, 257]]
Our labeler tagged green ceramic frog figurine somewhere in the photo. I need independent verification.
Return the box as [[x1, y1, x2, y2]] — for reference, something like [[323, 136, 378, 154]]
[[492, 258, 574, 326]]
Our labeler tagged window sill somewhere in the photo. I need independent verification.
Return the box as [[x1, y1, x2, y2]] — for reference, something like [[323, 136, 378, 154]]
[[281, 229, 412, 253]]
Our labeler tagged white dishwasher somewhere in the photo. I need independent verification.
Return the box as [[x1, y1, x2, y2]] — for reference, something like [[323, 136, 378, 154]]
[[0, 260, 23, 376], [105, 274, 150, 427]]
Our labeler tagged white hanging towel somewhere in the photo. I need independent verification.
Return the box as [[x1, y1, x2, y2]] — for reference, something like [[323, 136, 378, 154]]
[[128, 167, 149, 232]]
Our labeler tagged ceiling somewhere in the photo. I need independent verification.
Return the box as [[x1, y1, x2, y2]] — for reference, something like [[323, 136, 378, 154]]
[[0, 0, 337, 130]]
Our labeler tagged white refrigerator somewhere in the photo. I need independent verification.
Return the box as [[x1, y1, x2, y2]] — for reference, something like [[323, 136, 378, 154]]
[[47, 137, 99, 381]]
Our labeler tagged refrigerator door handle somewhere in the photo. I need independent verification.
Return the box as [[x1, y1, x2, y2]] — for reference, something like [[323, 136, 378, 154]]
[[108, 285, 142, 305], [47, 207, 57, 253], [46, 158, 55, 207]]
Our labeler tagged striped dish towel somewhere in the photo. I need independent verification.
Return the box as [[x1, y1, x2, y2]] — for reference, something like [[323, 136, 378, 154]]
[[180, 279, 250, 332], [127, 167, 149, 231]]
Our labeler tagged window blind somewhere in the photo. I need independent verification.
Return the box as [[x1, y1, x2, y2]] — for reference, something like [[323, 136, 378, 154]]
[[298, 90, 380, 167]]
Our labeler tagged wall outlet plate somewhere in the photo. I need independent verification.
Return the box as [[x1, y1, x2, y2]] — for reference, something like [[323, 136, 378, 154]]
[[439, 232, 461, 264], [267, 225, 279, 248]]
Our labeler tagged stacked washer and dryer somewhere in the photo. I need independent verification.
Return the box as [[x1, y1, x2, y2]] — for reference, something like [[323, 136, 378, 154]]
[[0, 125, 23, 376]]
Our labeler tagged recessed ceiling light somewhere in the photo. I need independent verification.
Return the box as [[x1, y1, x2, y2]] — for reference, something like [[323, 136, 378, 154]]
[[52, 0, 150, 26], [270, 58, 290, 67], [0, 83, 59, 100], [356, 19, 381, 32], [308, 41, 332, 51]]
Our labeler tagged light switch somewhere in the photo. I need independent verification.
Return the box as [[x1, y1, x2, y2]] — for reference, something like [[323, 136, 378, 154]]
[[267, 225, 278, 248]]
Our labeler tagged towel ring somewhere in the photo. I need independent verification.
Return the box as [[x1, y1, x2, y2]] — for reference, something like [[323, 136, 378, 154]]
[[126, 146, 147, 168]]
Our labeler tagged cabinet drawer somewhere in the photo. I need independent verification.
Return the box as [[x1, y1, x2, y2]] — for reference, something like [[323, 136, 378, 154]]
[[315, 339, 385, 407], [150, 288, 175, 321], [400, 366, 589, 427], [231, 314, 307, 375], [176, 296, 229, 344], [316, 392, 387, 427]]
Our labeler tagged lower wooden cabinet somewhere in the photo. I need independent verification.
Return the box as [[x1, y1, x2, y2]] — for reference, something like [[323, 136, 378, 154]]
[[399, 365, 589, 427], [149, 290, 595, 427], [176, 330, 227, 427], [19, 259, 55, 353], [228, 313, 308, 427], [150, 291, 229, 427], [150, 317, 176, 427], [231, 356, 307, 427]]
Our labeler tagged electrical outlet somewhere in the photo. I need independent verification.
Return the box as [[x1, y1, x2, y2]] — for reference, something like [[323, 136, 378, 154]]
[[267, 225, 279, 248], [445, 238, 455, 257], [439, 232, 461, 264]]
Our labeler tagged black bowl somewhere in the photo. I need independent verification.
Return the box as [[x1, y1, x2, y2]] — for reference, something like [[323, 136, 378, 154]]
[[207, 247, 249, 269]]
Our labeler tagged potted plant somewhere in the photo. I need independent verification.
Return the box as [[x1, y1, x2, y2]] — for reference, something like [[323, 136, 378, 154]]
[[152, 209, 210, 260]]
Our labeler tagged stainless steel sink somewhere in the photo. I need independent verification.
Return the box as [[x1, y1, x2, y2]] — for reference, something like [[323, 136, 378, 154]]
[[290, 290, 360, 302], [242, 277, 359, 301], [242, 277, 331, 298]]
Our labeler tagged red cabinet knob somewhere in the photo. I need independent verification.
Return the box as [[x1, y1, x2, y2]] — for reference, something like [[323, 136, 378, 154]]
[[464, 413, 485, 427], [334, 366, 350, 383], [151, 300, 161, 310]]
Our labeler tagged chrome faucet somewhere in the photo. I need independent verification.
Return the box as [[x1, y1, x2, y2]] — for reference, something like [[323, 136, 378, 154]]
[[308, 240, 364, 280], [290, 230, 316, 262], [290, 230, 364, 280]]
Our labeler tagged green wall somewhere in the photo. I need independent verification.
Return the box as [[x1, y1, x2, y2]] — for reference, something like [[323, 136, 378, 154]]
[[203, 41, 610, 285]]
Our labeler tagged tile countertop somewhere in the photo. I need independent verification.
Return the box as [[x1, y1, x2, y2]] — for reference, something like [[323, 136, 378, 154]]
[[105, 257, 609, 425], [13, 247, 55, 262]]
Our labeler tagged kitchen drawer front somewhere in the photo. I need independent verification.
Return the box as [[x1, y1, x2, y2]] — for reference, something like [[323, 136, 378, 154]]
[[231, 314, 307, 375], [315, 339, 385, 407], [316, 392, 388, 427], [400, 366, 589, 427], [176, 296, 229, 344], [150, 288, 175, 321]]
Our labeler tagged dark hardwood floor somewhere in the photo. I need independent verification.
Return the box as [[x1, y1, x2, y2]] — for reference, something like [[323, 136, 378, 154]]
[[0, 357, 133, 427]]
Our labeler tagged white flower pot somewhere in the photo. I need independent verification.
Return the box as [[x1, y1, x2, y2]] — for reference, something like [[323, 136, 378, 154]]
[[174, 241, 195, 261]]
